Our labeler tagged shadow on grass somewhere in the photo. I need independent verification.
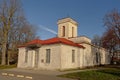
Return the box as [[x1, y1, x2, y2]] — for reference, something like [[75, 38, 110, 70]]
[[103, 65, 120, 69], [58, 68, 120, 80], [97, 69, 120, 78]]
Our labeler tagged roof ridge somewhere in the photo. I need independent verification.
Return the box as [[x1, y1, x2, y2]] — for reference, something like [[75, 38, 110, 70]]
[[18, 37, 85, 49]]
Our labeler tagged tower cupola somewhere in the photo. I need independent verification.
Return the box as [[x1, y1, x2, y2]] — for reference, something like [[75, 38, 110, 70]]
[[57, 17, 78, 39]]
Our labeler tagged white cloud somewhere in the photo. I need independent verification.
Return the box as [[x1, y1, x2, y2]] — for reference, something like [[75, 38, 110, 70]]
[[39, 25, 57, 35]]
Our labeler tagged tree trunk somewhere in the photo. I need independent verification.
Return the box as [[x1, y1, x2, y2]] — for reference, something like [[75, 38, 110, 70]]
[[1, 42, 7, 65], [7, 53, 10, 65], [7, 44, 9, 65], [1, 31, 8, 65]]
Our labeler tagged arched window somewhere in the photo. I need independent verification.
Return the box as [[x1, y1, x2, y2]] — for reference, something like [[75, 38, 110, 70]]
[[72, 27, 74, 37], [62, 26, 65, 37]]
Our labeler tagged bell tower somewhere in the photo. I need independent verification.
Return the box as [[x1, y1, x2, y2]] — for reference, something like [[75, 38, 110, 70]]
[[57, 17, 78, 39]]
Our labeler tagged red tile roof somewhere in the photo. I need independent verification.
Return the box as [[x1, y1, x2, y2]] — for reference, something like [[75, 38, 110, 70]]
[[26, 39, 43, 45], [19, 38, 85, 48]]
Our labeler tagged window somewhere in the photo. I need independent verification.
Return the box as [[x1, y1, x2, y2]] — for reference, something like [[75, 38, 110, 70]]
[[72, 50, 75, 63], [72, 27, 74, 37], [46, 49, 51, 63], [25, 49, 28, 63], [96, 52, 100, 64], [62, 26, 65, 37]]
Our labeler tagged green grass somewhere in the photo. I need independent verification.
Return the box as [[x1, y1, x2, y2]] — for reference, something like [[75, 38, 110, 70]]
[[0, 64, 17, 69], [59, 68, 120, 80]]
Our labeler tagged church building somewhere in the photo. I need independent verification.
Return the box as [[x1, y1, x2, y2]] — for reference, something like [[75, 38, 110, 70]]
[[17, 17, 110, 70]]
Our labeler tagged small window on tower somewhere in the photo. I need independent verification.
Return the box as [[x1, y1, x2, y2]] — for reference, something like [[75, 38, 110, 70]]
[[72, 27, 74, 37], [62, 26, 65, 37]]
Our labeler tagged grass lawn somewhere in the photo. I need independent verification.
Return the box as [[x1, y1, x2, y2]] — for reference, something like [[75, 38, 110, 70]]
[[59, 68, 120, 80], [0, 64, 17, 69]]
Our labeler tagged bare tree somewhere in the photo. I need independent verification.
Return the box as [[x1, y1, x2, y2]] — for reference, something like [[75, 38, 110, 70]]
[[104, 9, 120, 41], [0, 0, 37, 65], [0, 0, 21, 65], [0, 29, 2, 64], [103, 9, 120, 64], [92, 35, 101, 47], [7, 23, 36, 65], [101, 28, 119, 63]]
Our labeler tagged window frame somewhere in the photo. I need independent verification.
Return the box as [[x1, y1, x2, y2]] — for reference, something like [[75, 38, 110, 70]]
[[46, 49, 51, 63], [62, 26, 65, 37], [72, 50, 75, 63], [72, 27, 74, 37]]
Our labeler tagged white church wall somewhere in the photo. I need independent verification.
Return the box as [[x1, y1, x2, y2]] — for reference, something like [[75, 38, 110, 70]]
[[17, 48, 27, 68], [91, 46, 101, 66], [80, 43, 94, 67], [38, 44, 61, 70], [78, 48, 84, 68], [100, 48, 110, 65], [17, 48, 25, 68], [60, 44, 79, 70], [100, 48, 105, 65], [17, 48, 36, 69], [27, 50, 35, 68], [91, 46, 110, 66]]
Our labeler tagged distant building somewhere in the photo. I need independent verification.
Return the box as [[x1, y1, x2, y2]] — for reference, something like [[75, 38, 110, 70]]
[[17, 17, 110, 70]]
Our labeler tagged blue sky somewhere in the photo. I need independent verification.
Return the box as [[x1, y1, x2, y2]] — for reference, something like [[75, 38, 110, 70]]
[[21, 0, 120, 40]]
